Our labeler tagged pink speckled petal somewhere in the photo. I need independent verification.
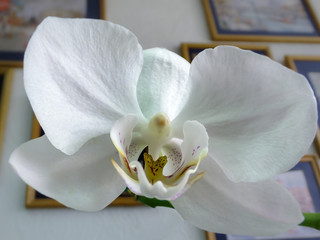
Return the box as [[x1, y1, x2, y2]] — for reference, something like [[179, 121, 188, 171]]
[[110, 114, 139, 157], [162, 121, 208, 176], [162, 139, 182, 176]]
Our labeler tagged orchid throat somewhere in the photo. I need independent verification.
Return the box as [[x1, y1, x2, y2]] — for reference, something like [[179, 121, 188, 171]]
[[111, 112, 208, 201]]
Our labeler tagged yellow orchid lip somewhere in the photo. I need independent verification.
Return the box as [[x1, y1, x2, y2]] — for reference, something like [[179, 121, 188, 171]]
[[143, 153, 167, 184]]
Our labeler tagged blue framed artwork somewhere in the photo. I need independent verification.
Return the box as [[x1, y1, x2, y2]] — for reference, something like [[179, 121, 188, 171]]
[[0, 67, 14, 161], [0, 0, 105, 67], [25, 116, 141, 208], [207, 155, 320, 240], [181, 43, 272, 63], [285, 56, 320, 155], [202, 0, 320, 43]]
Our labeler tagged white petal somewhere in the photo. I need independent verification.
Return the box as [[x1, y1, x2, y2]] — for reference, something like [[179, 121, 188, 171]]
[[24, 17, 144, 155], [174, 46, 317, 182], [110, 114, 139, 157], [127, 136, 147, 163], [110, 114, 147, 175], [162, 121, 208, 176], [162, 139, 183, 176], [111, 159, 142, 195], [180, 121, 208, 168], [172, 157, 303, 236], [9, 135, 125, 211], [131, 160, 167, 198], [130, 161, 197, 201], [137, 48, 191, 120]]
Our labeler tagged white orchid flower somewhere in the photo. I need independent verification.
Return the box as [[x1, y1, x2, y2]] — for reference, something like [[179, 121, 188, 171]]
[[10, 17, 317, 236]]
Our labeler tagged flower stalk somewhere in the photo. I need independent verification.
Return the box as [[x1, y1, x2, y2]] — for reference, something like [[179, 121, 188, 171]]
[[300, 213, 320, 231], [126, 188, 174, 209]]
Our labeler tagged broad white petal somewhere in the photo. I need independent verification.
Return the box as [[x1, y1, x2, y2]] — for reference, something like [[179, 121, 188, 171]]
[[172, 157, 303, 236], [25, 17, 144, 155], [137, 48, 191, 120], [9, 135, 125, 211], [174, 46, 317, 182]]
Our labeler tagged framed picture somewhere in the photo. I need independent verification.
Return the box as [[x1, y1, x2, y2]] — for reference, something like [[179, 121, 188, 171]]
[[0, 67, 14, 160], [25, 116, 142, 208], [202, 0, 320, 42], [25, 185, 141, 208], [181, 43, 272, 63], [0, 0, 106, 67], [206, 155, 320, 240], [285, 56, 320, 156]]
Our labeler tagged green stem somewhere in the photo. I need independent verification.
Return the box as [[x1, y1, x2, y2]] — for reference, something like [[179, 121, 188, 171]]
[[126, 188, 174, 209], [300, 213, 320, 230], [126, 189, 320, 228]]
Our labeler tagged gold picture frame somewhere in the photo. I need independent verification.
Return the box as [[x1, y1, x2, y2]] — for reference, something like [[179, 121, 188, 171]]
[[0, 67, 14, 160], [181, 43, 272, 63], [0, 0, 106, 67], [25, 116, 142, 208], [206, 155, 320, 240], [25, 185, 141, 208], [202, 0, 320, 43], [285, 55, 320, 156]]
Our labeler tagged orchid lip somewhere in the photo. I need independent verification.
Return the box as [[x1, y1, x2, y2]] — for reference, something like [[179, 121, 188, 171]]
[[110, 114, 209, 200]]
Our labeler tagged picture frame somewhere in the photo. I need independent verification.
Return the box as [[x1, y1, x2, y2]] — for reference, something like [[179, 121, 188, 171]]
[[25, 185, 141, 208], [181, 43, 272, 63], [0, 67, 14, 160], [0, 0, 106, 67], [285, 55, 320, 156], [25, 116, 142, 208], [206, 155, 320, 240], [202, 0, 320, 43]]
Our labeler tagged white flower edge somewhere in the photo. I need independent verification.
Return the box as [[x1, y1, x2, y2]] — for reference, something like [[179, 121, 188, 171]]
[[24, 17, 144, 155], [9, 135, 125, 211], [172, 157, 304, 236], [172, 46, 317, 182]]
